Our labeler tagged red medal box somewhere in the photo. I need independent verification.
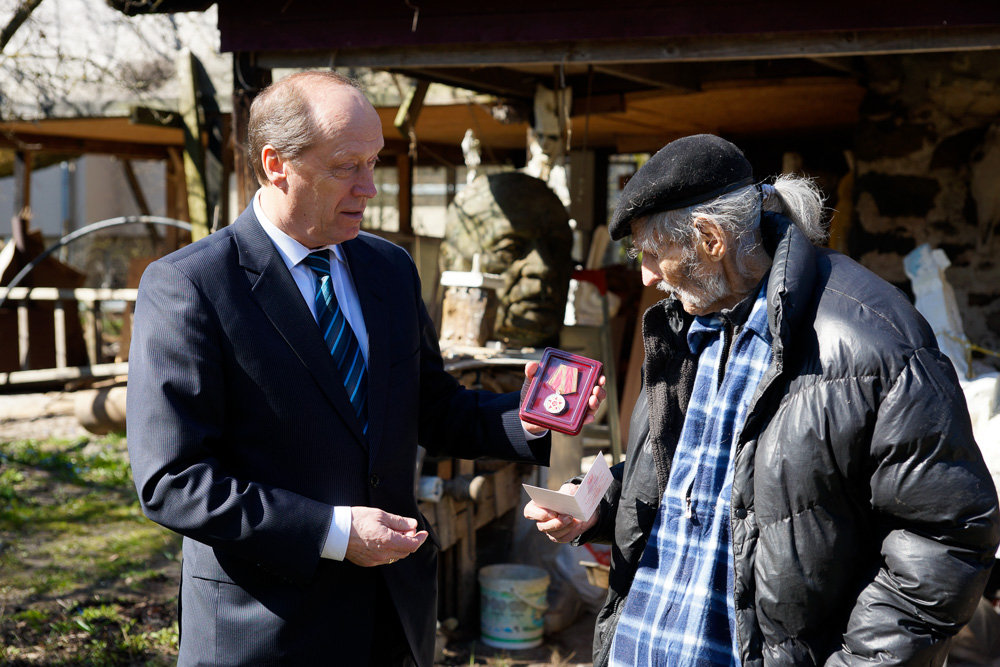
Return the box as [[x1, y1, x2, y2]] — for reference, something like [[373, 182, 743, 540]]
[[519, 348, 603, 436]]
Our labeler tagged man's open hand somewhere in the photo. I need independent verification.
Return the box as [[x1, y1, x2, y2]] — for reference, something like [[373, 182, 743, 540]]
[[345, 506, 428, 567]]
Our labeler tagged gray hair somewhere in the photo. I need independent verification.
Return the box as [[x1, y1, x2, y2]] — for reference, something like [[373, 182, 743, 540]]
[[247, 70, 361, 186], [629, 173, 828, 275]]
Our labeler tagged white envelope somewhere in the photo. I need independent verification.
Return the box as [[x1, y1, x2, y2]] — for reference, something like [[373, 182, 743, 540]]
[[523, 452, 613, 521]]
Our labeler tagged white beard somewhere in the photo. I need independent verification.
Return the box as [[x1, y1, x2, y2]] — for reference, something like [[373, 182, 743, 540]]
[[656, 261, 732, 314]]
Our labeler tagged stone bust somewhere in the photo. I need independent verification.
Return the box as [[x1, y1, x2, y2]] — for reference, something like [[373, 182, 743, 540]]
[[440, 172, 574, 348]]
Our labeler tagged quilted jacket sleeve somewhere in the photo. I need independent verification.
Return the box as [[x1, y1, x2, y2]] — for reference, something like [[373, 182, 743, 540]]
[[828, 347, 1000, 665]]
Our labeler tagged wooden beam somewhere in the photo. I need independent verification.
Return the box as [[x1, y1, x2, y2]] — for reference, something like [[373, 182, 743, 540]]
[[120, 159, 161, 249], [0, 362, 131, 387], [591, 63, 699, 93], [0, 132, 171, 160], [390, 67, 537, 100], [394, 79, 430, 141], [0, 287, 139, 301], [130, 106, 185, 129], [220, 0, 1000, 53], [251, 26, 1000, 70]]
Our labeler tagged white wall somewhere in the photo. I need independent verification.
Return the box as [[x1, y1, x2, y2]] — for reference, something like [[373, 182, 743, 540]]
[[0, 156, 166, 243]]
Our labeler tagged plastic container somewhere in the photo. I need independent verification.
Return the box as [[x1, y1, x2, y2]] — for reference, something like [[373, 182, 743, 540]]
[[478, 564, 550, 649]]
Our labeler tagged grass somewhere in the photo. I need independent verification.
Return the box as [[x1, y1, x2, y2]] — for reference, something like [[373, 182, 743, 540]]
[[0, 433, 181, 666], [0, 430, 589, 666]]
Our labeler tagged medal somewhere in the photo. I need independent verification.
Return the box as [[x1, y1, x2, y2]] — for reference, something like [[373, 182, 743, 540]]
[[544, 364, 578, 415], [543, 392, 567, 415]]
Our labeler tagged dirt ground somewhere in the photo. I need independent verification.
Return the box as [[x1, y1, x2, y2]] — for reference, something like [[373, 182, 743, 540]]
[[0, 389, 600, 666]]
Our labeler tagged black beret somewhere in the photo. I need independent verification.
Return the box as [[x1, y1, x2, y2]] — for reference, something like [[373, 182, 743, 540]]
[[608, 134, 755, 241]]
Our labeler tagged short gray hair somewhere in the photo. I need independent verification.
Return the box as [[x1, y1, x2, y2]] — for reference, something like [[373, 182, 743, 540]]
[[247, 70, 361, 186]]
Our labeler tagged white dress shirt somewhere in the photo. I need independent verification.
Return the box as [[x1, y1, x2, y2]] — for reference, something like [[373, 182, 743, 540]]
[[253, 191, 545, 563]]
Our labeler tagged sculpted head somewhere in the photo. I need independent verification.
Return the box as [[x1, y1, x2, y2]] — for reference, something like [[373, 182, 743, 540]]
[[440, 172, 573, 347]]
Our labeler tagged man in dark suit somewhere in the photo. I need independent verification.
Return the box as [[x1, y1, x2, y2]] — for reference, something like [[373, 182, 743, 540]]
[[126, 70, 605, 667]]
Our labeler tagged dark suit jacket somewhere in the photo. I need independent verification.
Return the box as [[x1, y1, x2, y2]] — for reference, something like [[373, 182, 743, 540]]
[[126, 206, 549, 666]]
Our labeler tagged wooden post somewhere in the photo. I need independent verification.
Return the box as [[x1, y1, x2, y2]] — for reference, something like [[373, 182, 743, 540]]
[[165, 148, 186, 252], [178, 49, 209, 241], [12, 150, 31, 253], [17, 302, 30, 370], [232, 52, 271, 214], [549, 431, 583, 489], [397, 153, 413, 236], [84, 299, 103, 366], [53, 300, 66, 368]]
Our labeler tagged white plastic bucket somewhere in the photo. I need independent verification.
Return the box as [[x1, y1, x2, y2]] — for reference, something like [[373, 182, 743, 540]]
[[478, 563, 550, 650]]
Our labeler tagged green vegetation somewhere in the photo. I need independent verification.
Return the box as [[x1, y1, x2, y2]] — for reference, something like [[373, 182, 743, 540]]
[[0, 430, 580, 665], [0, 433, 181, 665]]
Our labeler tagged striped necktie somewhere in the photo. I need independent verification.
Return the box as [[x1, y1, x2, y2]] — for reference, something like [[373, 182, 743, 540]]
[[303, 250, 369, 435]]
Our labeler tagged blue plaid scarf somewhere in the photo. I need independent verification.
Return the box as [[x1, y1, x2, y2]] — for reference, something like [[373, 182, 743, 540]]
[[610, 278, 772, 667]]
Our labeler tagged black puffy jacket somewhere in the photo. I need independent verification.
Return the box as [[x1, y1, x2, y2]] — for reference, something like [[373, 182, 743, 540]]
[[580, 213, 1000, 666]]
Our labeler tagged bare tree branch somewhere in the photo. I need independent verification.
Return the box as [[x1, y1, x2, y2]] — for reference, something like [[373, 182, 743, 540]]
[[0, 0, 46, 54]]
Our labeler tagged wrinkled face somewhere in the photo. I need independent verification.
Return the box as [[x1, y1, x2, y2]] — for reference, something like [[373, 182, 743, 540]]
[[441, 173, 573, 347], [639, 240, 732, 317], [272, 86, 384, 248]]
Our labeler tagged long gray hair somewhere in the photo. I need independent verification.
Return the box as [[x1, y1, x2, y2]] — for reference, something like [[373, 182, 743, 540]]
[[630, 173, 828, 279]]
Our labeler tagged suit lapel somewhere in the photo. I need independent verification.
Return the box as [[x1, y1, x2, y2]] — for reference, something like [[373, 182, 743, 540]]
[[233, 211, 369, 450], [340, 236, 390, 462]]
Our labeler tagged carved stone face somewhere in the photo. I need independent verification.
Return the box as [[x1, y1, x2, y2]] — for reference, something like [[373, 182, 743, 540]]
[[440, 172, 574, 348]]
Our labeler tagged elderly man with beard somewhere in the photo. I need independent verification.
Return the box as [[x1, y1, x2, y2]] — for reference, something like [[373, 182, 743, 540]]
[[524, 134, 1000, 667]]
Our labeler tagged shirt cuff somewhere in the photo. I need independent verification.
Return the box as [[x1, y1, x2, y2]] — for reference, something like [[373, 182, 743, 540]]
[[321, 506, 352, 561], [521, 420, 548, 440]]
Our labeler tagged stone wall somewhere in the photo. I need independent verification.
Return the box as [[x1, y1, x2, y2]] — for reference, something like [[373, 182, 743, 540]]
[[853, 51, 1000, 360]]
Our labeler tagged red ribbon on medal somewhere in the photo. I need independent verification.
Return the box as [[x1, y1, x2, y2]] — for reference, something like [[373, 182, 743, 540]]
[[543, 364, 578, 415], [546, 364, 578, 395]]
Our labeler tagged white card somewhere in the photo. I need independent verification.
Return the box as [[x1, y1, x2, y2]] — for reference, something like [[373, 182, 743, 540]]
[[523, 452, 613, 521]]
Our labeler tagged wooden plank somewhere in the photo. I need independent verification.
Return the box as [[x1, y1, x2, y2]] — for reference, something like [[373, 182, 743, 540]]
[[220, 0, 1000, 52], [0, 133, 172, 160], [436, 496, 456, 550], [452, 499, 470, 542], [492, 463, 519, 516], [456, 458, 475, 476], [472, 474, 497, 530], [456, 500, 477, 629], [0, 287, 139, 301], [0, 362, 131, 386], [252, 26, 1000, 70]]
